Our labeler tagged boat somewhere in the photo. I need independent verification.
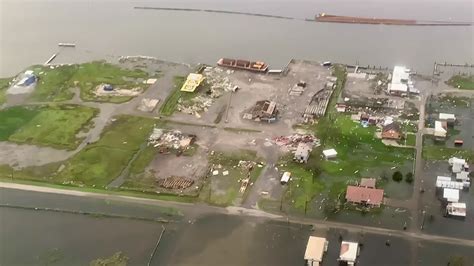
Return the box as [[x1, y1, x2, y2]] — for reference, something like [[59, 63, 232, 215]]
[[58, 43, 76, 47], [217, 58, 268, 72]]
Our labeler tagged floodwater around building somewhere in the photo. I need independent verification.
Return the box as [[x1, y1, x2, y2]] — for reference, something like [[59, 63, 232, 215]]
[[1, 0, 473, 77]]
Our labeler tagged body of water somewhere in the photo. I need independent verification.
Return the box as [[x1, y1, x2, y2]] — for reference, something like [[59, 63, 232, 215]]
[[1, 0, 473, 77]]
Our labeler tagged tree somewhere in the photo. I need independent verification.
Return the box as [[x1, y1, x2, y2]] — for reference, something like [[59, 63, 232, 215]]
[[392, 171, 403, 182], [405, 172, 414, 183]]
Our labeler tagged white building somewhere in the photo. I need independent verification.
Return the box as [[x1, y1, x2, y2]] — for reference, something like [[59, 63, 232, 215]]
[[456, 171, 471, 188], [388, 66, 414, 96], [446, 202, 466, 217], [449, 157, 468, 173], [443, 188, 460, 203], [339, 241, 359, 266], [304, 236, 328, 266], [280, 172, 291, 185], [322, 149, 337, 159], [434, 121, 447, 139], [439, 113, 456, 123]]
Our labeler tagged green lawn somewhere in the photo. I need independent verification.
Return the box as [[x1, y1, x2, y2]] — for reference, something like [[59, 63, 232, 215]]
[[8, 105, 98, 150], [159, 76, 187, 116], [31, 65, 78, 101], [405, 133, 417, 147], [0, 106, 41, 140], [56, 115, 156, 187], [72, 61, 148, 102], [0, 77, 12, 104], [446, 74, 474, 90], [199, 150, 262, 206], [28, 61, 148, 103], [423, 145, 474, 161]]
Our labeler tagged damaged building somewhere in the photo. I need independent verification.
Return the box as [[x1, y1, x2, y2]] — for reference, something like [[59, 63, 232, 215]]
[[243, 100, 278, 122]]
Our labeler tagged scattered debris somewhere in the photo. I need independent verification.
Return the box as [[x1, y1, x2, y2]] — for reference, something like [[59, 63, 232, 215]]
[[148, 129, 196, 151], [273, 134, 320, 152]]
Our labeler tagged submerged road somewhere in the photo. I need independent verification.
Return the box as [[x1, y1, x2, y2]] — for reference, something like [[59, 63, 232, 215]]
[[1, 182, 474, 248]]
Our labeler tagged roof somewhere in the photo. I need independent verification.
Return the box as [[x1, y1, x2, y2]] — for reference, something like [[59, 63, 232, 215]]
[[436, 180, 464, 190], [443, 188, 460, 202], [449, 157, 466, 165], [389, 83, 408, 92], [323, 149, 337, 157], [360, 178, 376, 188], [391, 66, 410, 84], [382, 122, 401, 133], [434, 121, 447, 136], [447, 202, 466, 217], [304, 236, 327, 261], [181, 73, 205, 92], [339, 241, 359, 262], [456, 171, 470, 181], [439, 113, 456, 121], [346, 186, 384, 205]]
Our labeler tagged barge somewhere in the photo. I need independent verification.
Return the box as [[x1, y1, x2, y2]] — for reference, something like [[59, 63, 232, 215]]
[[315, 13, 472, 26], [217, 58, 268, 72]]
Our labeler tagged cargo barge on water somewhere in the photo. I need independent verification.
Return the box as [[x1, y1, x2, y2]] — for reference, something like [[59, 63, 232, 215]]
[[315, 13, 472, 26], [217, 58, 268, 73]]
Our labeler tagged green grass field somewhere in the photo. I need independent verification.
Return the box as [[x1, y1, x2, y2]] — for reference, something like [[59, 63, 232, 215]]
[[446, 74, 474, 90], [71, 61, 148, 102], [56, 115, 156, 187], [0, 77, 12, 104], [405, 133, 417, 146], [0, 106, 41, 140], [423, 146, 474, 161], [31, 65, 78, 101], [8, 105, 98, 150], [159, 76, 188, 116], [28, 61, 148, 102]]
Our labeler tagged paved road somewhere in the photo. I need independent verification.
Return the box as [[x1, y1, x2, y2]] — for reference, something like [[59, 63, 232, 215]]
[[2, 182, 474, 248]]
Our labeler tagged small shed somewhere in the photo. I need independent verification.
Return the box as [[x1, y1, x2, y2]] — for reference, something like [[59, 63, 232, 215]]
[[322, 149, 337, 159], [294, 143, 312, 163], [439, 113, 456, 123], [304, 236, 328, 266], [443, 188, 460, 203], [338, 241, 359, 265], [280, 172, 291, 185]]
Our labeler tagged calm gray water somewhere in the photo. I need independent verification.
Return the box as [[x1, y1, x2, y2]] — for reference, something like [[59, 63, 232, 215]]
[[0, 0, 473, 77]]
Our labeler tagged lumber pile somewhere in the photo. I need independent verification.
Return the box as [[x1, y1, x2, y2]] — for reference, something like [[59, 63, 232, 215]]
[[157, 176, 194, 189]]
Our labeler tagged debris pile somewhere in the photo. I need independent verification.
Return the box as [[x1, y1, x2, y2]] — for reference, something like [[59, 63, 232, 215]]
[[273, 134, 320, 151], [176, 66, 236, 115], [288, 81, 306, 96], [157, 176, 194, 189], [243, 100, 278, 122], [148, 129, 196, 150]]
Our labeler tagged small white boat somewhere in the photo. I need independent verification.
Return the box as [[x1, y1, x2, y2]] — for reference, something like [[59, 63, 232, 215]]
[[58, 43, 76, 47]]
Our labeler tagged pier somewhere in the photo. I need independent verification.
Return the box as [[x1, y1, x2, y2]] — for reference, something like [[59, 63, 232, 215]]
[[44, 53, 57, 65]]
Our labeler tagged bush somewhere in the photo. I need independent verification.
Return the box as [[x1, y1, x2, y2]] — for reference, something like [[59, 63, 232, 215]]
[[405, 172, 414, 183], [392, 171, 403, 182]]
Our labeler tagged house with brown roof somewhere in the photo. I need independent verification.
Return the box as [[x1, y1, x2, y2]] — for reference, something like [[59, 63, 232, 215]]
[[382, 122, 402, 140], [345, 186, 384, 207]]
